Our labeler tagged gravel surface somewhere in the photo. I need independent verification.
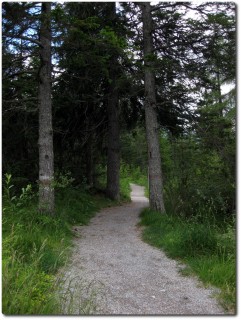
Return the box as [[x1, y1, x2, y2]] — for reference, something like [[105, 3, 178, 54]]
[[60, 184, 225, 315]]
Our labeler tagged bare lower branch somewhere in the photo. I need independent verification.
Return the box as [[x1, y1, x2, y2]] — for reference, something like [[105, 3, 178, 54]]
[[4, 33, 43, 47]]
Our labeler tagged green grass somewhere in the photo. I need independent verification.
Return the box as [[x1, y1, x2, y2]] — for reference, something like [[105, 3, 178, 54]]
[[2, 186, 116, 315], [139, 208, 236, 313], [2, 165, 145, 315]]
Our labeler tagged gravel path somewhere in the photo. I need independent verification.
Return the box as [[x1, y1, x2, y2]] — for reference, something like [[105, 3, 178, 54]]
[[60, 184, 225, 315]]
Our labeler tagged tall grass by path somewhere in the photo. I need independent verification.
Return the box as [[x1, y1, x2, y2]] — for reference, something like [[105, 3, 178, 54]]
[[2, 164, 147, 314], [4, 165, 234, 314], [139, 208, 236, 313], [2, 178, 116, 315]]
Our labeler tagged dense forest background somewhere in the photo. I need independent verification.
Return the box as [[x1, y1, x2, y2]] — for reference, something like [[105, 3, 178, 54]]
[[2, 1, 236, 315]]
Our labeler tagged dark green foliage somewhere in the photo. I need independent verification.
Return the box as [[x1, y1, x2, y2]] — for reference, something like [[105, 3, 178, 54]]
[[161, 134, 235, 220], [51, 2, 133, 189], [120, 127, 147, 172], [2, 2, 40, 182], [2, 1, 236, 189]]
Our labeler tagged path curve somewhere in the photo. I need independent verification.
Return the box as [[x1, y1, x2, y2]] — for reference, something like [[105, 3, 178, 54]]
[[60, 184, 225, 315]]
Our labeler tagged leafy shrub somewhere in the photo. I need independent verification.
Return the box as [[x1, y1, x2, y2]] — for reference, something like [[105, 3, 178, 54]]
[[160, 136, 235, 220], [54, 171, 75, 189]]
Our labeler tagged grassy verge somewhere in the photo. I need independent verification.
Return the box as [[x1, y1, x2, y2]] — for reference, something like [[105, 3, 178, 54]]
[[2, 183, 115, 315], [139, 208, 236, 313], [2, 165, 146, 315]]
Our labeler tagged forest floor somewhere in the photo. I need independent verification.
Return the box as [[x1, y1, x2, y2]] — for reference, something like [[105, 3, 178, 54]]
[[59, 184, 225, 315]]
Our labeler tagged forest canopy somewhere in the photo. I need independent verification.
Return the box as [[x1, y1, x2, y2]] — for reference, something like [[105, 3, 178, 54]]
[[2, 1, 236, 216]]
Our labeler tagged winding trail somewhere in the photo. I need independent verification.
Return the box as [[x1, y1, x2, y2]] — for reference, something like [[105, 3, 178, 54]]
[[60, 184, 225, 315]]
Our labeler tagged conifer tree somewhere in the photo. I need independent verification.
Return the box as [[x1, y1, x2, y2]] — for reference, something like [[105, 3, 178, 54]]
[[38, 2, 55, 214], [141, 2, 165, 212]]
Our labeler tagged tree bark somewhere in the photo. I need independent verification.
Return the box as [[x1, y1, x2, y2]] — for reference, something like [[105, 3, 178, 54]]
[[141, 2, 165, 213], [86, 120, 95, 188], [38, 2, 54, 214], [106, 80, 120, 200], [106, 2, 120, 201]]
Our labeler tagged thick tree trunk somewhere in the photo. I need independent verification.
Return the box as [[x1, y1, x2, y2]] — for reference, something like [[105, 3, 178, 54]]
[[106, 2, 120, 201], [38, 2, 54, 214], [141, 2, 165, 213]]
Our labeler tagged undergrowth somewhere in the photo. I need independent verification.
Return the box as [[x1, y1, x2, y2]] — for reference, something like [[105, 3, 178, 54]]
[[2, 174, 114, 315], [94, 162, 148, 201], [139, 208, 236, 313]]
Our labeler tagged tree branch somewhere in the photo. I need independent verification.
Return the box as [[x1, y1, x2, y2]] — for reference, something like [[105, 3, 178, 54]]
[[150, 3, 179, 12], [3, 70, 37, 79], [4, 33, 43, 47]]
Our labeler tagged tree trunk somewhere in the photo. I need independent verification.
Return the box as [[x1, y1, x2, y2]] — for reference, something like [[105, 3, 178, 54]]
[[38, 2, 54, 214], [106, 2, 120, 201], [106, 80, 120, 200], [141, 2, 165, 213], [86, 120, 94, 188]]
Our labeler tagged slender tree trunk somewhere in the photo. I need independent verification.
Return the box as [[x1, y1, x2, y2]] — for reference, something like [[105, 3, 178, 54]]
[[141, 2, 165, 213], [38, 2, 54, 214], [216, 70, 224, 117], [106, 80, 120, 200], [217, 71, 222, 104], [86, 120, 94, 188], [106, 2, 120, 201]]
